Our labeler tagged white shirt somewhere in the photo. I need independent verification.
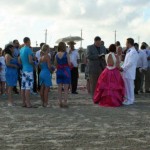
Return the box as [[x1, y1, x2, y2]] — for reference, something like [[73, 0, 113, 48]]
[[122, 46, 139, 80], [35, 49, 41, 62], [137, 50, 148, 70], [48, 53, 51, 59], [69, 49, 79, 67], [143, 49, 150, 68], [0, 56, 6, 75], [35, 49, 51, 63]]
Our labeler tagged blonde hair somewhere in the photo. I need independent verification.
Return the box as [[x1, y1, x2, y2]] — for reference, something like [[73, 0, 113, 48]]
[[40, 44, 49, 56]]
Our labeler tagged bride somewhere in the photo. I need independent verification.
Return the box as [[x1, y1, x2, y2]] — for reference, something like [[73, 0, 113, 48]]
[[93, 44, 125, 107]]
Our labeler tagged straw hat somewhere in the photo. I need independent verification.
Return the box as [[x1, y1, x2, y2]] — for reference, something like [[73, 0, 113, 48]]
[[67, 41, 76, 45]]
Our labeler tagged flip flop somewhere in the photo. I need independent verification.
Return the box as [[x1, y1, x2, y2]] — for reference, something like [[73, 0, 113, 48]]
[[26, 105, 32, 108], [63, 104, 69, 108], [58, 102, 63, 108]]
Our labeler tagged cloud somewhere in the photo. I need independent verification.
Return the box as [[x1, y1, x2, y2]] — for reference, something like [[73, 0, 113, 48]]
[[0, 0, 150, 48]]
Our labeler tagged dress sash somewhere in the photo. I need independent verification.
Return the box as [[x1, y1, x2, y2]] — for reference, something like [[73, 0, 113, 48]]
[[57, 64, 70, 77]]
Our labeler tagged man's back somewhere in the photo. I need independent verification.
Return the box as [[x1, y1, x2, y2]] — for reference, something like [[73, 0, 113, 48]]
[[20, 46, 33, 72], [137, 50, 148, 69], [122, 47, 138, 79]]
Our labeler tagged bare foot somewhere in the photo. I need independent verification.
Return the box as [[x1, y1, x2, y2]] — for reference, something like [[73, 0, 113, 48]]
[[58, 101, 63, 108], [63, 101, 69, 108]]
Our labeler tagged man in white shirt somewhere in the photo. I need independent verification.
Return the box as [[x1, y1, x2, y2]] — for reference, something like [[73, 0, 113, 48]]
[[120, 38, 139, 105], [145, 49, 150, 93], [141, 43, 150, 93], [134, 43, 148, 94], [36, 43, 51, 62], [68, 41, 79, 94]]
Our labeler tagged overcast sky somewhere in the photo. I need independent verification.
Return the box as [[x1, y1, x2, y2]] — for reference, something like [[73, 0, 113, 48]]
[[0, 0, 150, 48]]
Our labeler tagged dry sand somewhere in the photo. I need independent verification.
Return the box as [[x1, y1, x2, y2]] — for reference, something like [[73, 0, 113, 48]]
[[0, 73, 150, 150]]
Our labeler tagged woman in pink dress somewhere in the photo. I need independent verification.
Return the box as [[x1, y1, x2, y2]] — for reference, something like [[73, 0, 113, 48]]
[[93, 44, 125, 107]]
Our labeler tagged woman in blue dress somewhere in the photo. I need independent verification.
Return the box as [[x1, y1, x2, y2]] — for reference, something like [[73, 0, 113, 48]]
[[39, 44, 52, 107], [5, 44, 18, 107], [55, 42, 71, 108]]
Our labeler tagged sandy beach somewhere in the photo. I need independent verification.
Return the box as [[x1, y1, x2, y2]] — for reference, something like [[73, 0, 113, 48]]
[[0, 73, 150, 150]]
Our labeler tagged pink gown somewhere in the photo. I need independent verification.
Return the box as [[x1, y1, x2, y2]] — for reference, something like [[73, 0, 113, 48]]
[[93, 52, 125, 107]]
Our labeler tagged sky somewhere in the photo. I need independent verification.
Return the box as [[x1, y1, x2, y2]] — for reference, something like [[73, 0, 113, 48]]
[[0, 0, 150, 48]]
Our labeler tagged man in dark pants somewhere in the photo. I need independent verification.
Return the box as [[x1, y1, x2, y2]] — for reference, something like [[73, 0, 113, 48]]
[[68, 41, 79, 94], [134, 43, 147, 94], [71, 67, 79, 94], [86, 36, 107, 97], [32, 57, 38, 94], [13, 39, 21, 94]]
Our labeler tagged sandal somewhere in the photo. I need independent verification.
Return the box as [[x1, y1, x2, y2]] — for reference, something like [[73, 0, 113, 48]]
[[8, 103, 15, 107], [58, 102, 63, 108], [26, 105, 38, 108], [63, 101, 69, 108], [44, 104, 52, 108], [22, 104, 26, 107], [26, 105, 33, 108]]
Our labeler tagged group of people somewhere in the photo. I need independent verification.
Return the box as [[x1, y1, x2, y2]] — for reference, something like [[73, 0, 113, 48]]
[[86, 36, 150, 107], [0, 38, 79, 108], [0, 36, 150, 108]]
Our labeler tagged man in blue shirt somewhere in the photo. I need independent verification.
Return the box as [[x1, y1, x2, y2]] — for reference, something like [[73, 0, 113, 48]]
[[19, 37, 33, 108]]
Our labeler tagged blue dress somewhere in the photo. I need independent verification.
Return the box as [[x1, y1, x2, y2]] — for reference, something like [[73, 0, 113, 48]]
[[5, 58, 18, 86], [56, 52, 71, 84], [39, 62, 52, 87]]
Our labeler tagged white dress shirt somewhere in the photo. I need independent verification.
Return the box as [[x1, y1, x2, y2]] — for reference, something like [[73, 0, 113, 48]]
[[35, 49, 41, 62], [35, 49, 51, 63], [69, 49, 79, 67], [0, 56, 6, 75], [122, 46, 139, 80], [137, 50, 148, 70], [143, 49, 150, 68]]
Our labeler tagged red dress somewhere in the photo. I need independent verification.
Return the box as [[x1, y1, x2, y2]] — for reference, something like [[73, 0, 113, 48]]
[[93, 53, 125, 107]]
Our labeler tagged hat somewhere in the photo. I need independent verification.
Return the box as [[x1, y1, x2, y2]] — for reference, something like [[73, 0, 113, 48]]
[[67, 41, 76, 45]]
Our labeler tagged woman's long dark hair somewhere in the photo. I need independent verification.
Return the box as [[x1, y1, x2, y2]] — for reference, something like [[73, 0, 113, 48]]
[[4, 44, 14, 57], [58, 42, 66, 52]]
